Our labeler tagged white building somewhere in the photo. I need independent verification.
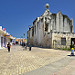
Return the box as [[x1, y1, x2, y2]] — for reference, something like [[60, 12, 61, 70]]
[[27, 4, 75, 49], [0, 26, 15, 49]]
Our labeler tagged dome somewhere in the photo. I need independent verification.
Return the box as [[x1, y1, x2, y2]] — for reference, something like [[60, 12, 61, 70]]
[[45, 3, 49, 9]]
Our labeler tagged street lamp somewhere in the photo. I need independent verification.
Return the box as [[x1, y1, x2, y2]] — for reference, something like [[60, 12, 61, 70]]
[[24, 33, 25, 39], [21, 36, 23, 45], [28, 25, 31, 30], [23, 33, 25, 45], [28, 25, 32, 51], [28, 25, 31, 44]]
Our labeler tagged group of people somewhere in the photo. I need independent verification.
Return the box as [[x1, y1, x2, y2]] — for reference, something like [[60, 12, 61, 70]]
[[22, 43, 32, 51], [6, 42, 32, 52]]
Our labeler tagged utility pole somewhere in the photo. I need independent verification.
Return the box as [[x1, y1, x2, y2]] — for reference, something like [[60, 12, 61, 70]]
[[24, 33, 25, 39]]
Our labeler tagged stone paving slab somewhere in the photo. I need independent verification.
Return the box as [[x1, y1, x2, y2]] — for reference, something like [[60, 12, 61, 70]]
[[56, 58, 75, 75], [0, 45, 71, 75], [21, 56, 75, 75]]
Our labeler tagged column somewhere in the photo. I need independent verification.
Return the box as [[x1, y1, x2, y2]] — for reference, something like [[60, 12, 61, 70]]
[[4, 37, 7, 48], [0, 36, 2, 49]]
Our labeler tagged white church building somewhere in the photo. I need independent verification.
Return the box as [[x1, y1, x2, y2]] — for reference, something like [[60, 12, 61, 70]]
[[27, 4, 75, 49]]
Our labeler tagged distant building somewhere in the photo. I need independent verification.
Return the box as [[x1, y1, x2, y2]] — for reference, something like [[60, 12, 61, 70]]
[[27, 4, 75, 48], [15, 38, 27, 44]]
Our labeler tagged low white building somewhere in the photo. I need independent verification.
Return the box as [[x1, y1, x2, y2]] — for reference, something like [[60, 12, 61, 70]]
[[0, 26, 15, 49]]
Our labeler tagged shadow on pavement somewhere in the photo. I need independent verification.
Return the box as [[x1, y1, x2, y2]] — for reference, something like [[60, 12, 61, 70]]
[[67, 55, 75, 56]]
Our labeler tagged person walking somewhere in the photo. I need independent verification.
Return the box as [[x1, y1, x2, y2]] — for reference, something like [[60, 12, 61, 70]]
[[29, 43, 31, 51], [7, 42, 11, 52]]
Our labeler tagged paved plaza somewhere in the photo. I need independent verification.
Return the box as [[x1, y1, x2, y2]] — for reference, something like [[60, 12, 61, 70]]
[[0, 45, 75, 75]]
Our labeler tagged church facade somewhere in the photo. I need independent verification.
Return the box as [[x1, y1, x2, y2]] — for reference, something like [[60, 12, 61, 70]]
[[27, 4, 75, 49]]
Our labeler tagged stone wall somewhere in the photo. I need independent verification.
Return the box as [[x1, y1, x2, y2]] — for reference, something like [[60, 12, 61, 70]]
[[52, 32, 75, 48], [52, 11, 73, 33]]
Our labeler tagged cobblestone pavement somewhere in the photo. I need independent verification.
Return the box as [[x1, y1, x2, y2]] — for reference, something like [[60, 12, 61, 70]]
[[23, 55, 75, 75], [56, 58, 75, 75], [0, 45, 71, 75]]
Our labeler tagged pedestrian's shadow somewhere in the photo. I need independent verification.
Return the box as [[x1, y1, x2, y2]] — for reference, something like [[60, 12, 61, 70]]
[[67, 55, 75, 56]]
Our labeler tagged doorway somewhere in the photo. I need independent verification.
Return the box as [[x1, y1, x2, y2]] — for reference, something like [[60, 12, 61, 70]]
[[1, 37, 3, 47], [71, 38, 75, 45]]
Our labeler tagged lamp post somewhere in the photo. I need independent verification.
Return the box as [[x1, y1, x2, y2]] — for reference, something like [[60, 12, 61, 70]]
[[24, 33, 25, 38], [28, 25, 31, 45], [23, 33, 25, 47], [21, 36, 23, 46], [28, 25, 31, 28], [28, 25, 32, 51], [24, 33, 25, 43]]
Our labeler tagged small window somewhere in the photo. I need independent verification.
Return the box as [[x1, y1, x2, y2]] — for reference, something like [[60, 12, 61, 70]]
[[45, 22, 48, 31], [32, 27, 34, 36], [41, 18, 43, 22], [35, 26, 36, 34], [37, 22, 39, 29], [61, 38, 66, 45]]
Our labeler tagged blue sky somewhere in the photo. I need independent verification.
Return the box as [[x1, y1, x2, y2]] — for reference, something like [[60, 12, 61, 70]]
[[0, 0, 75, 38]]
